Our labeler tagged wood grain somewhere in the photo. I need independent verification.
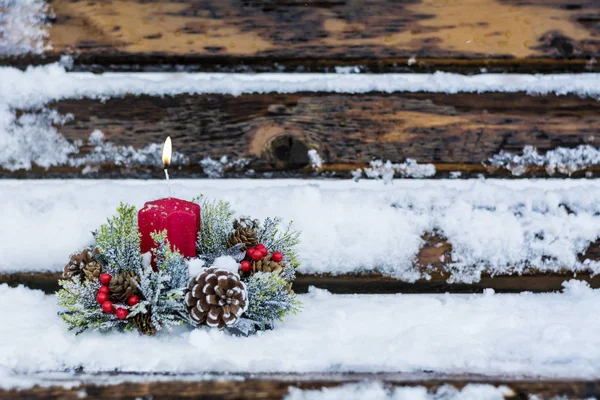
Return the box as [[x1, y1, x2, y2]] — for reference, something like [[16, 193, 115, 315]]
[[1, 372, 599, 399], [4, 0, 600, 73], [8, 92, 599, 178]]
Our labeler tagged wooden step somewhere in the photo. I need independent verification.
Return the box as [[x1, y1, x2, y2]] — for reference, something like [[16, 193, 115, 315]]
[[7, 234, 599, 294], [1, 372, 598, 399], [9, 92, 600, 178], [4, 0, 600, 73]]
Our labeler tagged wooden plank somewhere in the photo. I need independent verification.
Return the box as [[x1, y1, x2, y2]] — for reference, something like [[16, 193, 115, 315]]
[[7, 233, 599, 294], [7, 92, 599, 178], [4, 0, 600, 73], [1, 373, 598, 399]]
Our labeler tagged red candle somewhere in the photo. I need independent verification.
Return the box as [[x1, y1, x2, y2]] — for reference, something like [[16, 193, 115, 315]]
[[138, 198, 201, 261]]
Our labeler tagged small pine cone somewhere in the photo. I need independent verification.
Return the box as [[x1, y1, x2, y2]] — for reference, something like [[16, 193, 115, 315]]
[[226, 220, 258, 251], [185, 268, 248, 328], [109, 270, 140, 303], [252, 254, 283, 275], [63, 248, 103, 282], [133, 312, 157, 336]]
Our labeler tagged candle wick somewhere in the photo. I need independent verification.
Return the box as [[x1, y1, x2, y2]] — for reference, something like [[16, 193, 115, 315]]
[[164, 167, 172, 198]]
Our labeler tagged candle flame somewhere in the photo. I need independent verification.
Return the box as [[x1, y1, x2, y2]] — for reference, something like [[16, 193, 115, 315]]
[[162, 136, 172, 166]]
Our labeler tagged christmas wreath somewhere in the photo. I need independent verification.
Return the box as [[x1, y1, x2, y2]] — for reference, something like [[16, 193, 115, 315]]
[[57, 197, 301, 336]]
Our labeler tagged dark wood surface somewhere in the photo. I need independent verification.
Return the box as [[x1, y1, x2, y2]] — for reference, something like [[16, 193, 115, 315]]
[[1, 372, 599, 399], [5, 0, 600, 73], [8, 92, 600, 178]]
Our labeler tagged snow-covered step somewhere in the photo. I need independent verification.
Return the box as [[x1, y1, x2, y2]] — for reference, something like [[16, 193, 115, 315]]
[[0, 374, 596, 400], [1, 282, 600, 378], [2, 179, 600, 288], [2, 64, 600, 178]]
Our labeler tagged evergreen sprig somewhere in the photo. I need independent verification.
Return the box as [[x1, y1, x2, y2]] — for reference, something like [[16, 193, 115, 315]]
[[94, 203, 142, 275], [195, 196, 236, 264], [243, 272, 301, 328]]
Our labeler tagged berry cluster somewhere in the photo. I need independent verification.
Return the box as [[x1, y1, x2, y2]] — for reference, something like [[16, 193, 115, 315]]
[[95, 273, 139, 320], [239, 243, 284, 273]]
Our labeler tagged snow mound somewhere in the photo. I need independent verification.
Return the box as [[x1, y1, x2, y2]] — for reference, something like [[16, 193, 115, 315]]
[[286, 382, 513, 400], [0, 0, 50, 55], [2, 283, 600, 378]]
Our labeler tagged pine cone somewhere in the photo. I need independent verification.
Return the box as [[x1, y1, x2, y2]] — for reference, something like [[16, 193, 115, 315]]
[[63, 248, 103, 282], [252, 254, 283, 275], [185, 268, 248, 328], [226, 219, 258, 251], [109, 270, 140, 303], [133, 312, 157, 336]]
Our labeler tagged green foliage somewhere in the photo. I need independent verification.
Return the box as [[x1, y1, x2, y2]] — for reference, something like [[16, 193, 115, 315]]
[[57, 277, 129, 334], [244, 272, 301, 328], [94, 203, 142, 275], [258, 217, 301, 276], [195, 196, 235, 264], [132, 231, 191, 332]]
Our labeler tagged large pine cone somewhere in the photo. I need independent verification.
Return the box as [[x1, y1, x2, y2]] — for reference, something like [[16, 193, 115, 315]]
[[109, 270, 140, 303], [133, 312, 157, 336], [185, 268, 248, 328], [226, 219, 258, 251], [252, 254, 283, 275], [63, 248, 103, 282]]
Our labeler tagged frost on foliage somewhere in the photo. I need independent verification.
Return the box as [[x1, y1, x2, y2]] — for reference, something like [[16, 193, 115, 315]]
[[487, 145, 600, 176], [133, 232, 190, 332], [70, 130, 189, 169], [285, 382, 513, 400], [308, 149, 323, 170], [257, 216, 301, 279], [94, 203, 142, 275], [353, 159, 436, 183], [57, 277, 126, 334], [0, 109, 77, 170], [200, 156, 249, 178], [0, 0, 50, 55], [195, 196, 238, 264], [242, 272, 300, 330]]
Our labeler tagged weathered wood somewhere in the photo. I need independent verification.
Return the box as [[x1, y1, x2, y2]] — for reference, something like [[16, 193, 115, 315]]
[[5, 0, 600, 73], [1, 372, 598, 399], [7, 92, 598, 178]]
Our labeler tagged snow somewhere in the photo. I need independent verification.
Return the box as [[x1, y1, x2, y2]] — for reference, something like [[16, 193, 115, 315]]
[[285, 382, 513, 400], [1, 63, 600, 171], [2, 281, 600, 379], [308, 149, 323, 170], [488, 145, 600, 176], [210, 256, 240, 275], [199, 156, 250, 178], [354, 159, 436, 183], [0, 0, 49, 55], [2, 179, 600, 282]]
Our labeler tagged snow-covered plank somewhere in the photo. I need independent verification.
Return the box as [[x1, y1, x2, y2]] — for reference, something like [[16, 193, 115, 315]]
[[2, 65, 600, 177], [2, 0, 600, 73], [2, 282, 600, 377], [0, 375, 596, 399], [2, 179, 600, 285]]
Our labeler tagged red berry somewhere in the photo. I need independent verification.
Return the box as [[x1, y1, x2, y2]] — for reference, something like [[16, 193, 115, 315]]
[[99, 273, 112, 285], [240, 260, 252, 273], [246, 248, 255, 258], [250, 249, 263, 261], [272, 252, 283, 263], [98, 286, 110, 295], [255, 244, 266, 251], [127, 295, 140, 307], [101, 301, 114, 313], [115, 308, 128, 320], [96, 292, 108, 304], [259, 247, 268, 257]]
